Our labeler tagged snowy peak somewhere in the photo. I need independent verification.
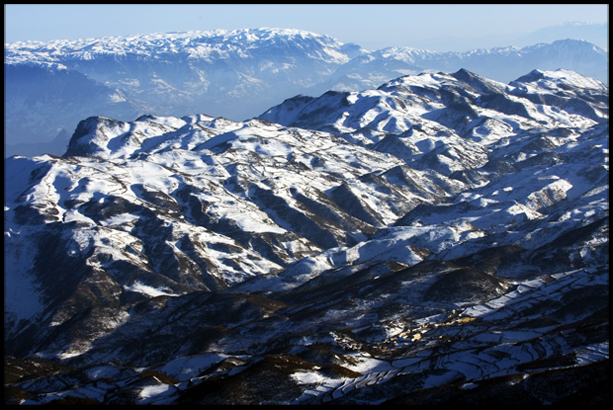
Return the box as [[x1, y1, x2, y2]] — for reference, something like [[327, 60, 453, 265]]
[[62, 113, 251, 160], [510, 68, 609, 93], [521, 38, 607, 55], [65, 116, 132, 158], [259, 68, 608, 156]]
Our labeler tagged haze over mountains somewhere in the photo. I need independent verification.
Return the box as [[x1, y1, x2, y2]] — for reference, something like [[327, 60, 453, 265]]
[[4, 62, 608, 404], [4, 28, 608, 158], [413, 21, 608, 53]]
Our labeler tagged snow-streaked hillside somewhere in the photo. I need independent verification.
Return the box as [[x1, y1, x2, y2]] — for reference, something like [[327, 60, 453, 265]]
[[4, 28, 608, 157], [4, 68, 608, 405]]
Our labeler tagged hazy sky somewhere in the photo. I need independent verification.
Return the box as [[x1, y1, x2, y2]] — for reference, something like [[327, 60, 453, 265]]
[[4, 4, 609, 51]]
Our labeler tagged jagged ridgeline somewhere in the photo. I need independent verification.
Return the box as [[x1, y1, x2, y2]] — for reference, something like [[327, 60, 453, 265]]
[[4, 67, 608, 405], [4, 28, 608, 157]]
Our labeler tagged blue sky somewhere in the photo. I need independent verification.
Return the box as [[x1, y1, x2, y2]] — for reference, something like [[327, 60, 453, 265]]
[[4, 4, 608, 51]]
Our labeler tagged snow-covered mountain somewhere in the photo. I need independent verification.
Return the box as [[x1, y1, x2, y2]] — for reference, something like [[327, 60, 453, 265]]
[[4, 68, 608, 404], [316, 39, 608, 95], [4, 28, 608, 157], [517, 21, 608, 51], [4, 28, 357, 158]]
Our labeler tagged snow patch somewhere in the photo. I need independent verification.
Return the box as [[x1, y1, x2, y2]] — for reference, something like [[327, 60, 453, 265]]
[[124, 281, 179, 298]]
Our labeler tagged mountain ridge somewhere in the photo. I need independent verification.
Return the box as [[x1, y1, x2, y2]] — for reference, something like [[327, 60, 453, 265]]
[[4, 28, 608, 157]]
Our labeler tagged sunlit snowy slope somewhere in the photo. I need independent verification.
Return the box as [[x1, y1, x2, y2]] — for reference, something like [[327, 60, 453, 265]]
[[4, 68, 608, 405]]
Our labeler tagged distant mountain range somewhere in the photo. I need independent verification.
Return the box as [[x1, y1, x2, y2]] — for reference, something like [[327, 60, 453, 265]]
[[4, 28, 608, 157], [4, 67, 608, 404], [516, 21, 608, 51]]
